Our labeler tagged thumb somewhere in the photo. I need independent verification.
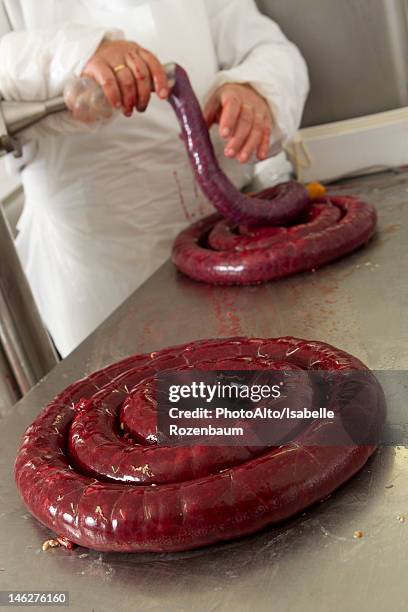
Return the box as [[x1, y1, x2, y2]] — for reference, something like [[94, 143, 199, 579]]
[[203, 92, 220, 128]]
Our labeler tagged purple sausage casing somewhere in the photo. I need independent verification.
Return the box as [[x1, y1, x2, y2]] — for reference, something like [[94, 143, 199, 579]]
[[168, 65, 377, 285]]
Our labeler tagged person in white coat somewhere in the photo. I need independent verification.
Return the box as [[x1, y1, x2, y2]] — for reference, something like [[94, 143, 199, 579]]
[[0, 0, 309, 357]]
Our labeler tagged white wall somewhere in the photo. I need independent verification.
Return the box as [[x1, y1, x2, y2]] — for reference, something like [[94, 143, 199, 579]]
[[256, 0, 408, 127]]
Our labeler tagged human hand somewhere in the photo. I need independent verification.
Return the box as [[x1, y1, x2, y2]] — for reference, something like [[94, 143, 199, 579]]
[[204, 83, 273, 163], [81, 39, 169, 117]]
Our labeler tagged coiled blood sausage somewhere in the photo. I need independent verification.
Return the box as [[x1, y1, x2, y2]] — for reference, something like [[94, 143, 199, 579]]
[[15, 337, 385, 552], [168, 65, 376, 284]]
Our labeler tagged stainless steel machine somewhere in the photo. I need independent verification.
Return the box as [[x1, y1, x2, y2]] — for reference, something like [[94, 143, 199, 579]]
[[0, 95, 66, 156], [0, 91, 70, 409], [0, 63, 176, 157]]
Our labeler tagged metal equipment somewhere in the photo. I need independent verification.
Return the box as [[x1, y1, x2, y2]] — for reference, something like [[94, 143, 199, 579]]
[[0, 95, 66, 156], [0, 203, 59, 395], [0, 63, 177, 156]]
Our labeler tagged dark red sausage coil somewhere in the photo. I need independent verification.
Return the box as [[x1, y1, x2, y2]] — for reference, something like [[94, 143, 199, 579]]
[[168, 65, 377, 284], [168, 64, 309, 226], [172, 196, 377, 284], [15, 337, 385, 553]]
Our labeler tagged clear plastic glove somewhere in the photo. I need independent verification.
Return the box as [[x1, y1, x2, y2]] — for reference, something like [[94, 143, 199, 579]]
[[64, 76, 115, 124]]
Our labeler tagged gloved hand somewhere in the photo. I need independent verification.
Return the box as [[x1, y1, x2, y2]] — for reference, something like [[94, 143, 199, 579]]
[[81, 39, 169, 116], [204, 83, 273, 163]]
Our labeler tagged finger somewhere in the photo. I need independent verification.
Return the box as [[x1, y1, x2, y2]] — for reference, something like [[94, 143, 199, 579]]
[[126, 51, 151, 111], [113, 65, 138, 115], [83, 59, 122, 109], [224, 104, 254, 159], [218, 96, 241, 139], [257, 125, 272, 160], [139, 48, 169, 99], [203, 95, 220, 128], [237, 113, 265, 163]]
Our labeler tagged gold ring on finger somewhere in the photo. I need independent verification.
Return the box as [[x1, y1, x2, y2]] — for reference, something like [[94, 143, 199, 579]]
[[113, 64, 126, 73]]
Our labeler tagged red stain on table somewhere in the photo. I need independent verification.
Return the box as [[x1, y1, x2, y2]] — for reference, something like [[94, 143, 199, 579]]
[[208, 287, 244, 336]]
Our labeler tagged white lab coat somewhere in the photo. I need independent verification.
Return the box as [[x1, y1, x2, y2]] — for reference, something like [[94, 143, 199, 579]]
[[0, 0, 309, 357]]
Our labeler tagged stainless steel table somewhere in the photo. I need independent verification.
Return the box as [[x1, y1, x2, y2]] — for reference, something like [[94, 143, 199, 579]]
[[0, 171, 406, 612]]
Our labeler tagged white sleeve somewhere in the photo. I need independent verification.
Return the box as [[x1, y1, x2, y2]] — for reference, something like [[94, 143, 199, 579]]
[[205, 0, 309, 146], [0, 22, 111, 101], [0, 0, 10, 38], [0, 16, 124, 148]]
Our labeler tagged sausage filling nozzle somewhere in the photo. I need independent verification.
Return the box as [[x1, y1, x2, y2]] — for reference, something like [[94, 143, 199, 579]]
[[0, 62, 177, 157]]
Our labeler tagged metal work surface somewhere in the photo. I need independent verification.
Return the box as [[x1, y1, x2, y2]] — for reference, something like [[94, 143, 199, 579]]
[[0, 171, 407, 611]]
